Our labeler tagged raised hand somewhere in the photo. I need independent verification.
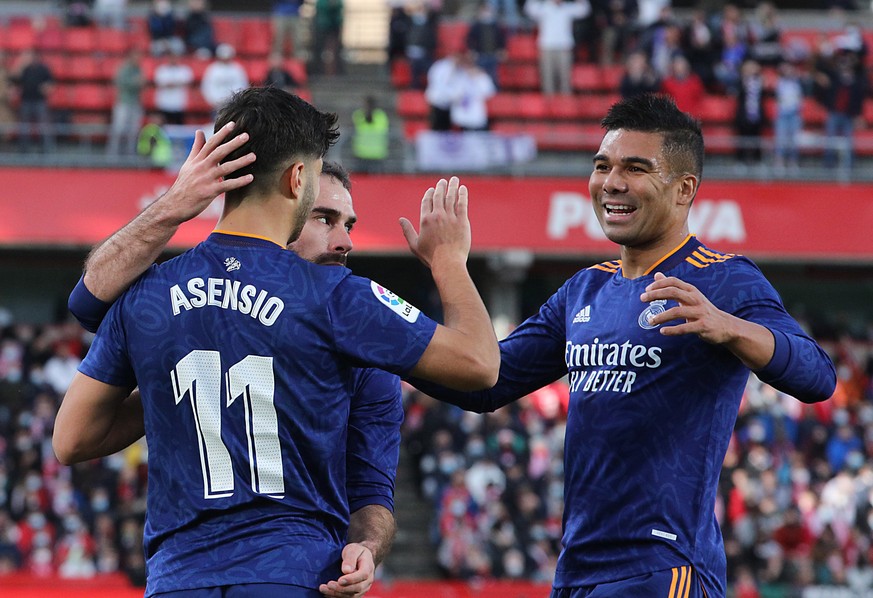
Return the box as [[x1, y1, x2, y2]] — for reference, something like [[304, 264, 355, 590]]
[[161, 121, 257, 224], [399, 176, 471, 270]]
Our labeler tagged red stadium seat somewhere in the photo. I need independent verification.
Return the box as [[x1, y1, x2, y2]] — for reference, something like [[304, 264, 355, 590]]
[[96, 27, 130, 55], [70, 83, 112, 112], [2, 24, 37, 53], [487, 93, 520, 120], [546, 94, 583, 120], [239, 19, 272, 58], [391, 60, 412, 88], [47, 83, 73, 110], [437, 21, 469, 56], [801, 98, 827, 127], [499, 63, 540, 91], [36, 25, 65, 53], [396, 90, 429, 119], [696, 95, 736, 125], [517, 92, 548, 120], [403, 119, 429, 140], [506, 34, 538, 62], [576, 93, 619, 121], [700, 125, 735, 154], [64, 27, 98, 54], [600, 65, 624, 93], [80, 56, 105, 82], [571, 64, 602, 93], [212, 17, 241, 48]]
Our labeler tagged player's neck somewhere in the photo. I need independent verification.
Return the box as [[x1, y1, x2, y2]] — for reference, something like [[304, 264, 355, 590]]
[[215, 196, 296, 248], [620, 230, 690, 279]]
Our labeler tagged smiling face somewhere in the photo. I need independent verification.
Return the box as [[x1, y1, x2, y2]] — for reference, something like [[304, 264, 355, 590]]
[[287, 174, 356, 266], [589, 129, 697, 265]]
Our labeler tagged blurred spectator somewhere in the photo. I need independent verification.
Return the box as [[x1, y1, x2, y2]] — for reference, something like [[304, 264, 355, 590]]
[[137, 114, 172, 168], [635, 0, 669, 32], [0, 55, 14, 149], [148, 0, 184, 57], [11, 49, 55, 154], [261, 52, 302, 92], [312, 0, 344, 76], [200, 43, 249, 116], [639, 19, 683, 79], [488, 0, 522, 31], [449, 52, 496, 131], [183, 0, 216, 59], [815, 46, 868, 172], [425, 51, 460, 131], [387, 4, 411, 68], [351, 95, 390, 173], [772, 59, 807, 174], [42, 341, 80, 396], [403, 1, 439, 90], [733, 58, 766, 167], [524, 0, 591, 95], [271, 0, 306, 60], [681, 8, 717, 91], [107, 48, 145, 158], [153, 48, 194, 125], [659, 53, 704, 115], [93, 0, 128, 29], [466, 2, 507, 88], [618, 49, 660, 98], [62, 0, 93, 27], [712, 3, 749, 95], [747, 1, 782, 67], [594, 0, 638, 67]]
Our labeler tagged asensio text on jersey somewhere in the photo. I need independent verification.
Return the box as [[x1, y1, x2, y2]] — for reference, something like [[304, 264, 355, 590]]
[[78, 232, 437, 596]]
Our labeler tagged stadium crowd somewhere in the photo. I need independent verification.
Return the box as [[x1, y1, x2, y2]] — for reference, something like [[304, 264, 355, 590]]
[[0, 304, 871, 594]]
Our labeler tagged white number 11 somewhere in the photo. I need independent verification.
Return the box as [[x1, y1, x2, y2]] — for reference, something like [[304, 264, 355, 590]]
[[170, 350, 284, 500]]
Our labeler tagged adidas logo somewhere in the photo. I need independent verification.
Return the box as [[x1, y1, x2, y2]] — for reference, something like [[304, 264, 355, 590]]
[[572, 305, 591, 323]]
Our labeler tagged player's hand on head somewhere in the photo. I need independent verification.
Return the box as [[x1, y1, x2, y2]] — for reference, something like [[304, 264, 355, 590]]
[[640, 272, 735, 344], [162, 121, 257, 224], [399, 176, 471, 270], [318, 543, 375, 597]]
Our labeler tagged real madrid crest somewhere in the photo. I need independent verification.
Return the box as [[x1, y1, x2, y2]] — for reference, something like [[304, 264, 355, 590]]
[[638, 300, 667, 330]]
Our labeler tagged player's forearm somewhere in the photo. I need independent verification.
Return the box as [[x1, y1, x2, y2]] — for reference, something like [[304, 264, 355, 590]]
[[429, 252, 500, 386], [84, 194, 185, 301], [347, 505, 396, 566], [722, 316, 777, 371]]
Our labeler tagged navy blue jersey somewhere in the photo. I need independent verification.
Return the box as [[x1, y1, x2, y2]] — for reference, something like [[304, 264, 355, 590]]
[[78, 233, 434, 596], [68, 274, 403, 514], [413, 236, 835, 596]]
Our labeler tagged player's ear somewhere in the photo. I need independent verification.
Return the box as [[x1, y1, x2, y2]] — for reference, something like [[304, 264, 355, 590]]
[[285, 161, 306, 199], [675, 173, 698, 207]]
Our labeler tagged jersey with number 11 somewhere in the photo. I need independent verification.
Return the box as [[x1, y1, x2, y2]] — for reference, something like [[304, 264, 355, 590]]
[[79, 233, 438, 596]]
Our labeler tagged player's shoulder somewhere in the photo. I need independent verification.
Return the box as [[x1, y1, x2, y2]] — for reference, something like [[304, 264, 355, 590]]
[[679, 241, 762, 277], [585, 259, 622, 275]]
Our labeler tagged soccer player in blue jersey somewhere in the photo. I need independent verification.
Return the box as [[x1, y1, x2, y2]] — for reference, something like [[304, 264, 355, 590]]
[[65, 147, 402, 595], [411, 94, 836, 597], [53, 87, 500, 597]]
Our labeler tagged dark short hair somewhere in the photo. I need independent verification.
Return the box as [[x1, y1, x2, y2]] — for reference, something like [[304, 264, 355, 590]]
[[215, 87, 339, 201], [601, 93, 704, 179], [320, 160, 351, 192]]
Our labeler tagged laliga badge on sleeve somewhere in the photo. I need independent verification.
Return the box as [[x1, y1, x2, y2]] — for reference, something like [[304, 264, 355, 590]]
[[370, 280, 421, 323]]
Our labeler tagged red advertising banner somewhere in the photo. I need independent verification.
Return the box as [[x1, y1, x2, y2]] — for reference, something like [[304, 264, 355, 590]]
[[3, 168, 872, 261]]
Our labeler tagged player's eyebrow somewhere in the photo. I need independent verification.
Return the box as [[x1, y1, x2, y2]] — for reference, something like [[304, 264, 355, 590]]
[[592, 154, 656, 169]]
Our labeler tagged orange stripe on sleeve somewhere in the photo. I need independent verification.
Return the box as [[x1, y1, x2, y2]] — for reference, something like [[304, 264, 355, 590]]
[[668, 567, 679, 598]]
